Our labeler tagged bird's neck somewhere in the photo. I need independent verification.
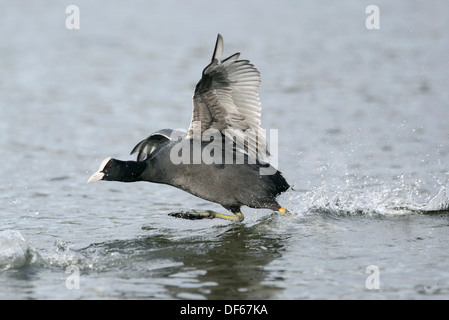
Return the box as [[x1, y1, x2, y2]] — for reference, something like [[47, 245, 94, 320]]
[[115, 160, 148, 182]]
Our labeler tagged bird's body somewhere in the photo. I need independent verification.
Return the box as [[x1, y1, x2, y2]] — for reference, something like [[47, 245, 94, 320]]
[[143, 138, 288, 211], [88, 34, 290, 222]]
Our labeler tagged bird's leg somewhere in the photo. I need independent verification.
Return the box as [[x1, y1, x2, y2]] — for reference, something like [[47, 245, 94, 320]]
[[169, 209, 244, 222], [277, 206, 297, 217], [168, 210, 216, 220], [213, 210, 244, 222], [278, 206, 291, 215]]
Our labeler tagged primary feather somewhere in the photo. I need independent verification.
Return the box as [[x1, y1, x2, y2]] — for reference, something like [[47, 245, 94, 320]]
[[187, 34, 268, 161]]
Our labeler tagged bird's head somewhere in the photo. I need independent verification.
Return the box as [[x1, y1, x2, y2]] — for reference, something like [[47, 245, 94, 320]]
[[87, 157, 119, 184], [87, 157, 147, 184]]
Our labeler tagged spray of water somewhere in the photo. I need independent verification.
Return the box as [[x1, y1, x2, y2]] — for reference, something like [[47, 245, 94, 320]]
[[286, 181, 449, 217]]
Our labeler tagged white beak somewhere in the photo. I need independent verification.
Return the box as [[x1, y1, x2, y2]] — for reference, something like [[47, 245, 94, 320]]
[[87, 157, 111, 184], [87, 171, 105, 184]]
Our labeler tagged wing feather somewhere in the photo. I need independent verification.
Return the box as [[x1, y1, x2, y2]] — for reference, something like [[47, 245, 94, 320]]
[[130, 129, 173, 161], [188, 34, 268, 160]]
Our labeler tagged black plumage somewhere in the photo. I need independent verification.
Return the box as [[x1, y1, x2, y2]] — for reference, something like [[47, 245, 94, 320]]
[[87, 34, 290, 222]]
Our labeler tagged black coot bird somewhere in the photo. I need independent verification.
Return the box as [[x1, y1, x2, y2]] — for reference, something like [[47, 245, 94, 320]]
[[87, 34, 290, 222]]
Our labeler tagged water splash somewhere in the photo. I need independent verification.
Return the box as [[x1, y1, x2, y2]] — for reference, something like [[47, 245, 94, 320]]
[[411, 183, 449, 213], [288, 182, 449, 216], [0, 230, 39, 270]]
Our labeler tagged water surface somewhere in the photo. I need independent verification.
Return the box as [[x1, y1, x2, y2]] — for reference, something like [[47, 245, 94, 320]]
[[1, 0, 449, 299]]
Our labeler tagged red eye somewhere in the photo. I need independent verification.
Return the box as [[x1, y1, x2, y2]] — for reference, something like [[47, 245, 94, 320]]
[[108, 165, 113, 169]]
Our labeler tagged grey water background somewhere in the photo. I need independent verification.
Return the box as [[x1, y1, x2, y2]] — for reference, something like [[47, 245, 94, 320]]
[[1, 0, 449, 299]]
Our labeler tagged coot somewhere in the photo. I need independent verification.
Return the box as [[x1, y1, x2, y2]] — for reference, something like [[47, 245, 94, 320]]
[[87, 34, 290, 222]]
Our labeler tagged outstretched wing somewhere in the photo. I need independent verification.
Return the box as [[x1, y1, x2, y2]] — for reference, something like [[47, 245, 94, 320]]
[[187, 34, 268, 160], [131, 129, 173, 161]]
